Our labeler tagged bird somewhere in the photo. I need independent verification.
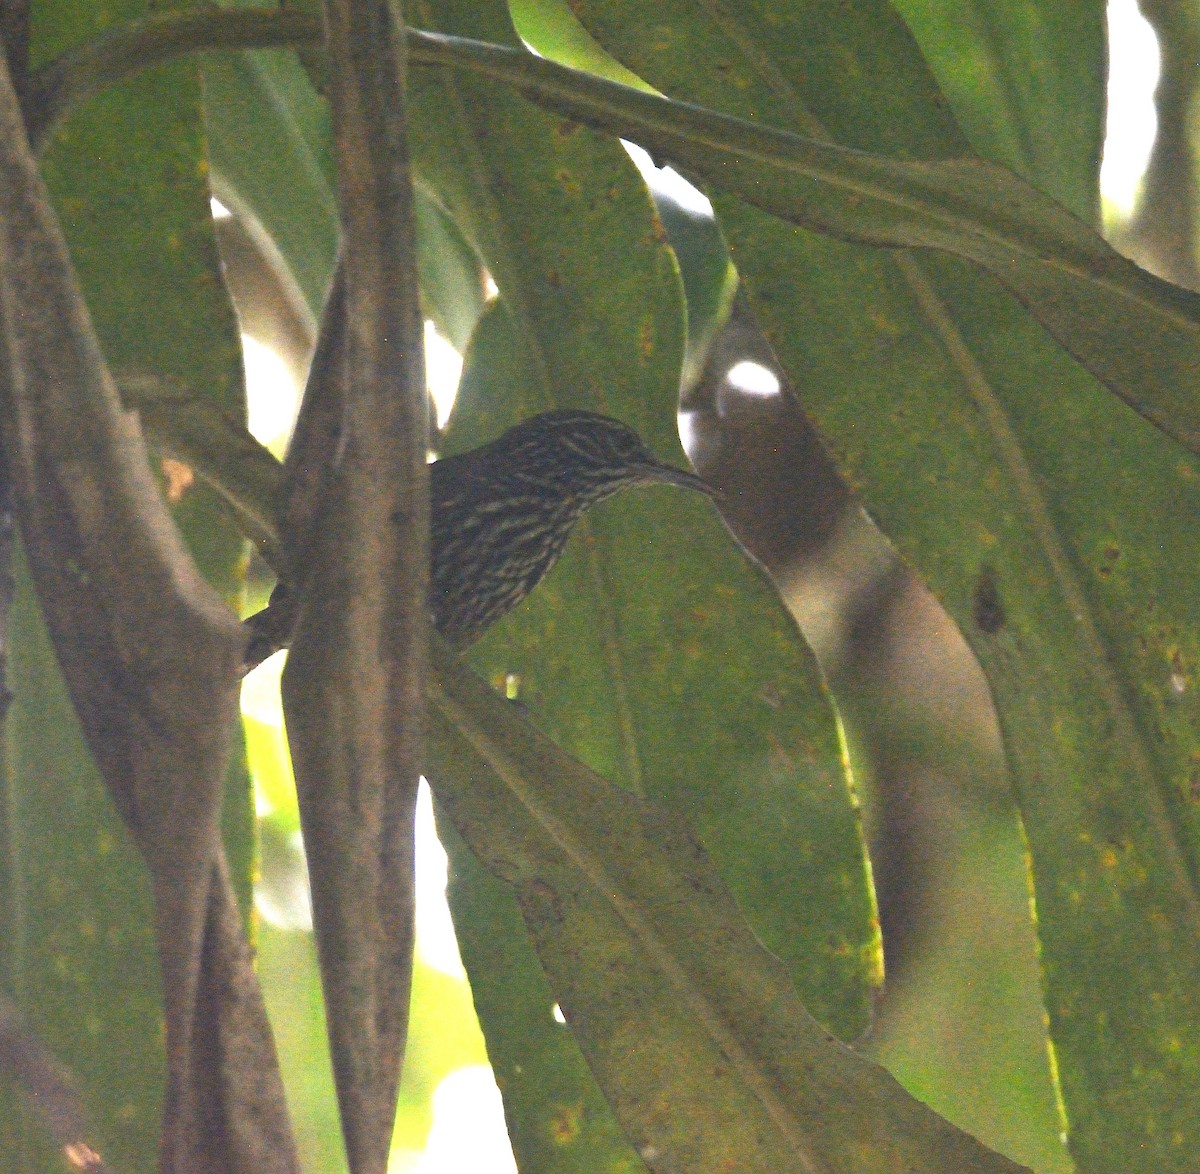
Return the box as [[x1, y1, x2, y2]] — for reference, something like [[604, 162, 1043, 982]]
[[241, 410, 713, 672]]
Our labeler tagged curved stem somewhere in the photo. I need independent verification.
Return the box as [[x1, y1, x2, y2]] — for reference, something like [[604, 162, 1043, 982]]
[[25, 9, 322, 153]]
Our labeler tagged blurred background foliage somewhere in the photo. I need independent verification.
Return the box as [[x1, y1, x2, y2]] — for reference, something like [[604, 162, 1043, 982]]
[[2, 0, 1197, 1170]]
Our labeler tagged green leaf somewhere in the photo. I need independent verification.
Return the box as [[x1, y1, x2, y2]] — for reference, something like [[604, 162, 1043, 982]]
[[426, 638, 1025, 1173], [414, 192, 486, 353], [407, 0, 876, 1162], [202, 31, 487, 350], [406, 26, 1200, 455], [510, 0, 650, 90], [3, 544, 164, 1171], [24, 10, 1200, 448], [890, 0, 1104, 223], [569, 1, 1200, 1169], [649, 188, 737, 391], [201, 39, 337, 319], [454, 299, 880, 1032], [438, 810, 642, 1171]]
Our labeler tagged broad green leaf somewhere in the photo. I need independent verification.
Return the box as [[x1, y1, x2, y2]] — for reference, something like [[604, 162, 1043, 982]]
[[453, 298, 879, 1030], [435, 306, 647, 1171], [447, 299, 885, 1161], [407, 0, 876, 1162], [201, 41, 337, 319], [438, 807, 642, 1172], [24, 10, 1200, 447], [890, 0, 1103, 223], [0, 3, 251, 1169], [426, 637, 1025, 1173], [414, 192, 487, 353], [510, 0, 649, 90], [511, 0, 737, 388], [869, 802, 1074, 1174], [569, 1, 1200, 1169], [649, 188, 737, 390], [406, 27, 1200, 455], [3, 545, 164, 1172]]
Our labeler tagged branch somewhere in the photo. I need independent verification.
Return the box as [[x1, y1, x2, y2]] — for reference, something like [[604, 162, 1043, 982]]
[[0, 43, 298, 1174], [278, 1, 428, 1170], [115, 370, 288, 571]]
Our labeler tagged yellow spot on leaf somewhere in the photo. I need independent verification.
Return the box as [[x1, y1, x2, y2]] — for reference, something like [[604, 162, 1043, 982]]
[[638, 315, 656, 360], [162, 458, 194, 503], [547, 1100, 584, 1146], [65, 1142, 103, 1170]]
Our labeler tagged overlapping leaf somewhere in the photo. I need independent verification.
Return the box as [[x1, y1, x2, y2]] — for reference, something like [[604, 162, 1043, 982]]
[[401, 0, 880, 1165], [23, 10, 1200, 452], [202, 6, 486, 346], [426, 637, 1025, 1173], [567, 0, 1200, 1168], [404, 25, 1200, 455]]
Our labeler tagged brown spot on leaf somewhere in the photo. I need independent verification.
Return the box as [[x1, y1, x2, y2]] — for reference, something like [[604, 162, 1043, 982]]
[[972, 567, 1005, 634], [554, 168, 580, 196], [524, 879, 564, 928], [638, 315, 655, 360], [547, 1100, 584, 1146]]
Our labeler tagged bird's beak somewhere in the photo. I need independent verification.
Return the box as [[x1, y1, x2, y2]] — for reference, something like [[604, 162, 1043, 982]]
[[643, 461, 720, 499]]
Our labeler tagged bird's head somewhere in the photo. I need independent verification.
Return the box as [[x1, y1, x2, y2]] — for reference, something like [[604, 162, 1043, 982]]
[[492, 410, 714, 505]]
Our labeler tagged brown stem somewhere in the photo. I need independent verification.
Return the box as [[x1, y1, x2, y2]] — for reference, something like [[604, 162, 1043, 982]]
[[279, 1, 428, 1170]]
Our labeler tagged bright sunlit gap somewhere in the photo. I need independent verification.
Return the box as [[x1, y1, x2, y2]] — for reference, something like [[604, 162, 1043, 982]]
[[1101, 0, 1160, 219], [426, 319, 463, 428], [241, 664, 465, 971], [414, 780, 466, 978], [406, 1067, 518, 1174], [725, 359, 781, 397], [242, 333, 301, 453], [239, 320, 463, 452], [623, 140, 714, 216]]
